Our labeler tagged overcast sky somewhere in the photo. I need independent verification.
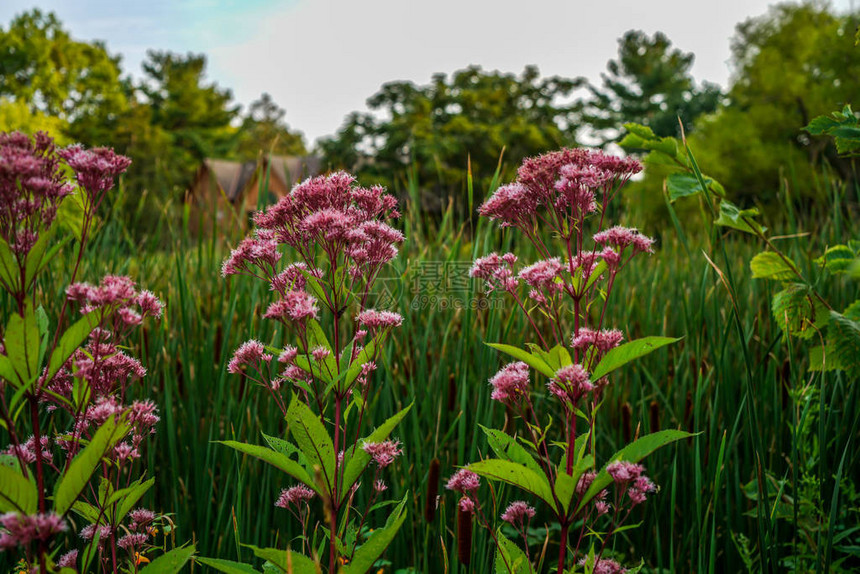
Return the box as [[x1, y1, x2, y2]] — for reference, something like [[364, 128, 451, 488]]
[[0, 0, 854, 145]]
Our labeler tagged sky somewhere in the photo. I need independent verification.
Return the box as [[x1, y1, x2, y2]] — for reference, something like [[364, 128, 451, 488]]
[[0, 0, 854, 146]]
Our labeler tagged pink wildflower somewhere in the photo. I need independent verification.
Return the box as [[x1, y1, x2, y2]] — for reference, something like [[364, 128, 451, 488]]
[[579, 558, 626, 574], [362, 439, 403, 468], [117, 532, 148, 550], [446, 469, 480, 494], [488, 362, 530, 402], [227, 340, 273, 374], [478, 183, 538, 227], [606, 460, 645, 483], [0, 512, 67, 549], [547, 364, 593, 404], [593, 226, 655, 254], [571, 328, 624, 352], [275, 485, 315, 509], [518, 258, 563, 291], [264, 290, 319, 322], [356, 309, 403, 330], [500, 501, 536, 526]]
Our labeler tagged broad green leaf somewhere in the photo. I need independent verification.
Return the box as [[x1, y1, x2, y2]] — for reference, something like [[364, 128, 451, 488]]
[[554, 454, 594, 515], [486, 343, 555, 379], [0, 237, 19, 292], [0, 463, 38, 513], [495, 528, 534, 574], [243, 545, 317, 574], [828, 311, 860, 376], [113, 477, 155, 524], [667, 173, 710, 202], [286, 397, 336, 491], [70, 500, 101, 523], [47, 310, 100, 383], [591, 337, 680, 380], [714, 200, 766, 235], [576, 430, 693, 512], [57, 190, 86, 242], [814, 245, 857, 274], [808, 345, 844, 372], [0, 355, 17, 385], [467, 459, 555, 508], [750, 252, 798, 281], [54, 416, 128, 515], [480, 426, 543, 476], [196, 557, 260, 574], [4, 303, 40, 384], [23, 226, 52, 287], [261, 432, 310, 470], [25, 235, 72, 287], [142, 544, 196, 573], [305, 319, 337, 377], [343, 493, 408, 574], [772, 284, 829, 340], [217, 441, 318, 495], [341, 403, 412, 498]]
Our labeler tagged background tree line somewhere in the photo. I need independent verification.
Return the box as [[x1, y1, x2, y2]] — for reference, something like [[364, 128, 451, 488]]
[[1, 2, 857, 237]]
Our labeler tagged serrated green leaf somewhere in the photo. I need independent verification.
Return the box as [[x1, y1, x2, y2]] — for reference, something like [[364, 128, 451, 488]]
[[4, 303, 40, 385], [828, 311, 860, 376], [714, 200, 766, 235], [480, 426, 543, 476], [343, 493, 408, 574], [467, 459, 555, 509], [286, 397, 335, 492], [666, 173, 715, 201], [808, 345, 844, 372], [341, 403, 412, 498], [772, 284, 829, 340], [591, 337, 680, 380], [54, 416, 128, 516], [750, 252, 799, 281], [142, 544, 196, 573], [70, 500, 101, 523], [486, 343, 555, 379], [576, 430, 693, 512], [495, 528, 534, 574], [217, 440, 318, 495], [814, 245, 857, 274]]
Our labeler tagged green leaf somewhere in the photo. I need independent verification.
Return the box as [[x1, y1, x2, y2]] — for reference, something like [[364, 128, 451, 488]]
[[47, 310, 100, 383], [54, 416, 128, 515], [243, 545, 317, 573], [343, 493, 408, 574], [554, 454, 594, 515], [828, 311, 860, 376], [467, 459, 555, 509], [341, 403, 412, 498], [305, 319, 337, 378], [57, 190, 86, 242], [4, 303, 40, 385], [287, 397, 335, 492], [591, 337, 680, 380], [772, 284, 829, 340], [217, 440, 318, 495], [0, 354, 17, 385], [113, 477, 155, 524], [666, 173, 717, 202], [0, 237, 19, 293], [714, 200, 766, 235], [750, 252, 799, 281], [70, 500, 101, 523], [814, 245, 857, 274], [495, 528, 535, 574], [343, 335, 378, 390], [486, 343, 555, 379], [26, 235, 72, 288], [577, 430, 693, 512], [480, 426, 543, 476], [0, 463, 38, 513], [142, 544, 196, 573], [195, 557, 260, 574], [808, 345, 844, 372]]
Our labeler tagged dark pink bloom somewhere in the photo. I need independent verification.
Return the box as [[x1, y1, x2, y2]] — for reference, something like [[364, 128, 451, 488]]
[[117, 532, 148, 550], [374, 480, 388, 493], [500, 501, 536, 526], [264, 290, 319, 322], [362, 439, 403, 468], [0, 512, 67, 548], [58, 550, 78, 568], [58, 144, 131, 200], [518, 257, 563, 291], [593, 225, 655, 254], [278, 345, 299, 364], [227, 340, 274, 373], [477, 182, 538, 227], [576, 471, 597, 496], [571, 328, 624, 352], [446, 469, 480, 494], [470, 253, 518, 292], [579, 558, 626, 574], [547, 364, 593, 404], [356, 309, 403, 330], [458, 497, 475, 512], [221, 238, 281, 277], [607, 460, 645, 483], [488, 362, 530, 402], [275, 485, 315, 509]]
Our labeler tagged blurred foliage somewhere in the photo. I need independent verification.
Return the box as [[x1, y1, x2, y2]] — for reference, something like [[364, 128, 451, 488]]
[[582, 29, 722, 144]]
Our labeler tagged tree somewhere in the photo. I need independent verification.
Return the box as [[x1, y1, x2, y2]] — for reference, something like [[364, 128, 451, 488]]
[[0, 10, 128, 132], [320, 65, 583, 203], [236, 93, 307, 160], [583, 30, 722, 144]]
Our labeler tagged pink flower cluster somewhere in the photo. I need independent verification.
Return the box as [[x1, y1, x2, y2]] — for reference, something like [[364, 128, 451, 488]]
[[0, 132, 73, 257], [446, 469, 481, 494], [547, 364, 594, 406], [362, 439, 404, 468], [500, 501, 536, 526], [227, 340, 274, 374], [488, 361, 530, 403], [579, 558, 627, 574], [571, 328, 624, 354], [356, 309, 403, 331], [58, 144, 131, 202], [469, 252, 518, 292], [607, 461, 657, 506], [275, 485, 315, 509], [0, 512, 66, 549]]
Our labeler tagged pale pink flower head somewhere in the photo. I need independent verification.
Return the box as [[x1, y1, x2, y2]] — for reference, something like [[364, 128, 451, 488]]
[[311, 346, 331, 362], [446, 469, 480, 494], [571, 328, 624, 353], [547, 364, 593, 405], [227, 340, 274, 373], [470, 252, 518, 292], [0, 512, 67, 549], [275, 485, 315, 509], [58, 144, 131, 200], [458, 497, 475, 512], [478, 182, 538, 227], [593, 225, 654, 254], [500, 501, 536, 526], [628, 476, 657, 506], [606, 460, 645, 483], [356, 309, 403, 331], [362, 439, 403, 468], [58, 549, 79, 568], [579, 557, 626, 574], [278, 345, 299, 364], [264, 290, 319, 322], [518, 257, 563, 292], [576, 471, 597, 496], [270, 262, 322, 294], [488, 361, 530, 403], [221, 237, 281, 277], [117, 532, 148, 550]]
